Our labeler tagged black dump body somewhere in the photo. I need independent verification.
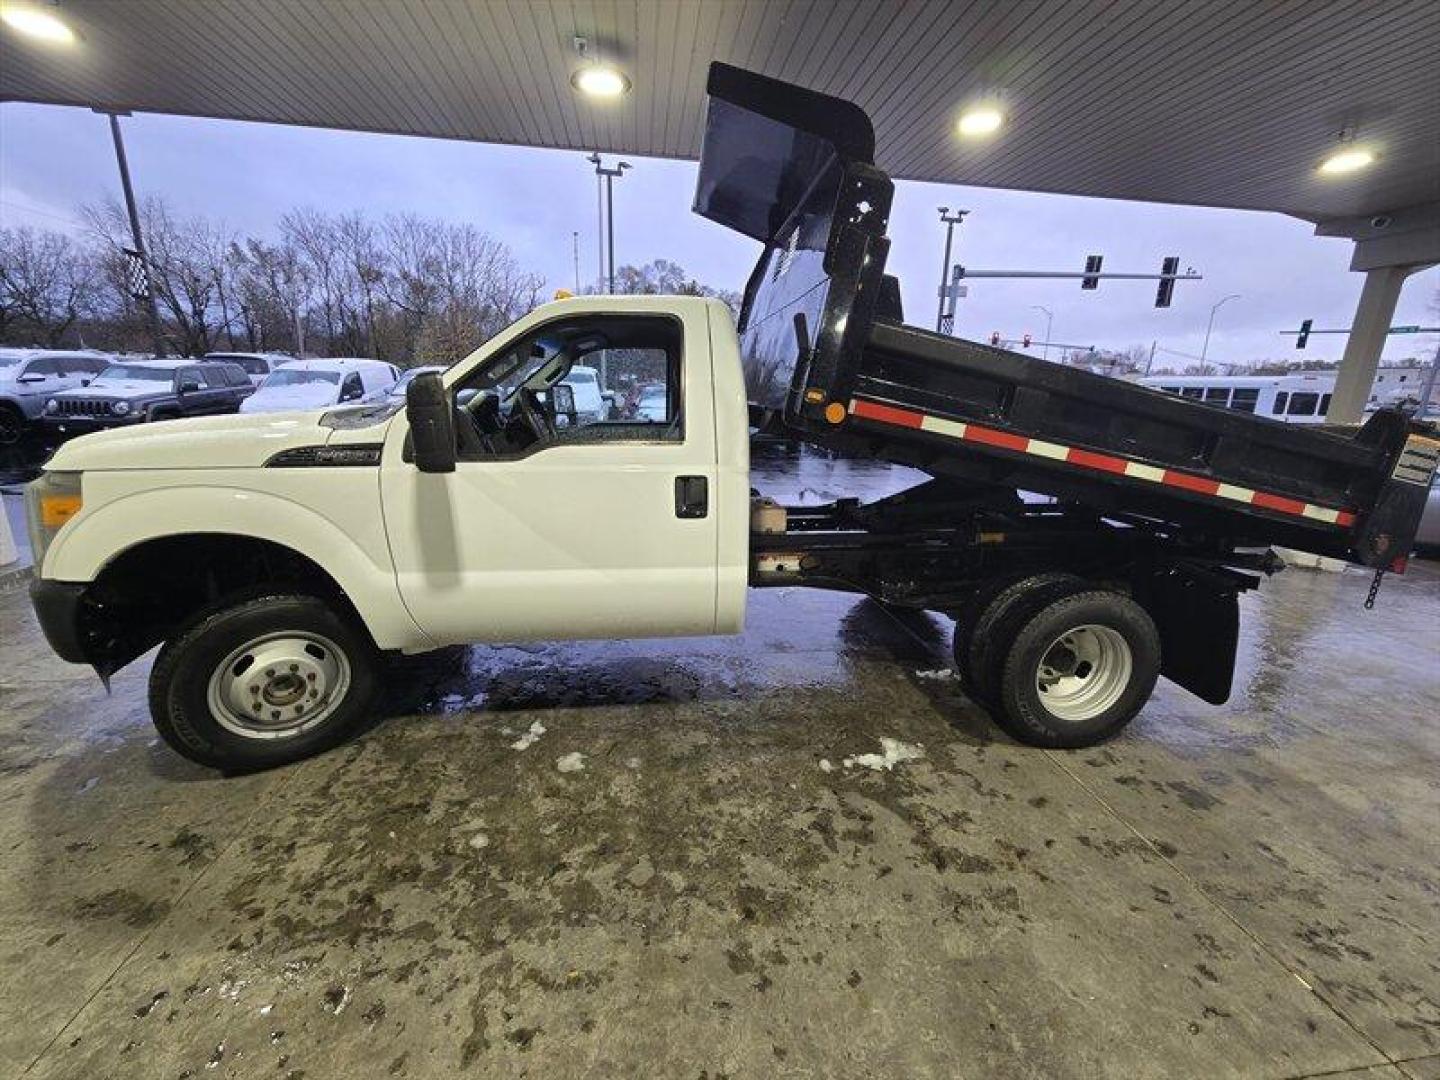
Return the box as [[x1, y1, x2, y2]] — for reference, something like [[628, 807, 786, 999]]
[[694, 63, 1437, 570]]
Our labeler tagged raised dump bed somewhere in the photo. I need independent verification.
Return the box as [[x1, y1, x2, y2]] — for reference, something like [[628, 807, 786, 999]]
[[694, 63, 1436, 570]]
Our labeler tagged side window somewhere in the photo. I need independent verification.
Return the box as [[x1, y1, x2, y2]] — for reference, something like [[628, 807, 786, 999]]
[[1180, 386, 1203, 399], [82, 357, 110, 375], [177, 368, 207, 390], [1287, 391, 1319, 417], [339, 372, 365, 401], [1319, 392, 1332, 416], [26, 357, 61, 377], [224, 365, 248, 387], [1231, 388, 1259, 412], [1271, 392, 1289, 415], [453, 314, 683, 459], [1203, 388, 1230, 406]]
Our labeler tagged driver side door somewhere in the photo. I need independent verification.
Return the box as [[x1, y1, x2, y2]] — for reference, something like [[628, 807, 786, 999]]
[[379, 306, 720, 646]]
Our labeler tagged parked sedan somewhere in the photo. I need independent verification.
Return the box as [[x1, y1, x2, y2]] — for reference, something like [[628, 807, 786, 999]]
[[44, 359, 253, 434]]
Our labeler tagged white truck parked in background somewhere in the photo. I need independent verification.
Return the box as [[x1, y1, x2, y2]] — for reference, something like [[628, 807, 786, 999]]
[[25, 64, 1436, 772]]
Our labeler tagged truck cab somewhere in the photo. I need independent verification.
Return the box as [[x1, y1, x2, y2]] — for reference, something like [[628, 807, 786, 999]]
[[27, 295, 750, 769]]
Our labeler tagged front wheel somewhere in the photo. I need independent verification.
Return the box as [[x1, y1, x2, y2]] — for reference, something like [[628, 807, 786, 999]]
[[994, 590, 1160, 749], [149, 594, 380, 770], [0, 403, 25, 446]]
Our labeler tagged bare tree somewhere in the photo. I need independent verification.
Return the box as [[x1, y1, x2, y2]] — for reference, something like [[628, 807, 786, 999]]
[[0, 226, 103, 347], [85, 197, 237, 355]]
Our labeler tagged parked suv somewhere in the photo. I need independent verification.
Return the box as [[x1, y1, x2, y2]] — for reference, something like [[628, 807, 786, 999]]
[[203, 351, 295, 388], [44, 358, 253, 434], [240, 358, 398, 414], [0, 349, 113, 444]]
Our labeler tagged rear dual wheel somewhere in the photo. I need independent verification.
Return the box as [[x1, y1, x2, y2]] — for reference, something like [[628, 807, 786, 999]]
[[954, 579, 1160, 749]]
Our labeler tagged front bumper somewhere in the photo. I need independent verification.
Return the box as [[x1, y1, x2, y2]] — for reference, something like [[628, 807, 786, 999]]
[[29, 578, 92, 665], [44, 413, 147, 434]]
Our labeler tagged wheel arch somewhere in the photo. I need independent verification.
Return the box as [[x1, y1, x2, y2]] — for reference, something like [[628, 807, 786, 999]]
[[48, 486, 428, 655]]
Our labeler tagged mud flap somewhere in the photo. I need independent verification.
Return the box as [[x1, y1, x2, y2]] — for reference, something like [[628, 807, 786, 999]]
[[1135, 565, 1243, 706]]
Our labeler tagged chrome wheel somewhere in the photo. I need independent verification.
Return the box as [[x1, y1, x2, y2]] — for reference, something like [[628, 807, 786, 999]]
[[205, 631, 351, 740], [1034, 624, 1133, 723]]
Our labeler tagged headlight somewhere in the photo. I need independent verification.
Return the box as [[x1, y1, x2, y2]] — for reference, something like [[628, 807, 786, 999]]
[[24, 470, 83, 571], [112, 400, 131, 416], [44, 399, 59, 415]]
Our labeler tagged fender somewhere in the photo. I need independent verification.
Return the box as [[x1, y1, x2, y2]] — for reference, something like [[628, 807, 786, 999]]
[[45, 481, 432, 652]]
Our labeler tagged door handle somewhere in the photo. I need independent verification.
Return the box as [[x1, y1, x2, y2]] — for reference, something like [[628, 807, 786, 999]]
[[674, 475, 708, 519]]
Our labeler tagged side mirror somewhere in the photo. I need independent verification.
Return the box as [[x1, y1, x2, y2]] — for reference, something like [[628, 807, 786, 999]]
[[406, 371, 456, 473], [80, 378, 92, 387], [16, 372, 46, 384], [178, 378, 202, 393], [550, 383, 576, 417]]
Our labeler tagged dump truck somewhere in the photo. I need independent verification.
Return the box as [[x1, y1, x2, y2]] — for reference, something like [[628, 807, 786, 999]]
[[26, 64, 1437, 769]]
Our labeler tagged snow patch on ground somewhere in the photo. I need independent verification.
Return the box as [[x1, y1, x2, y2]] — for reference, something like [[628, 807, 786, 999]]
[[468, 832, 490, 851], [556, 752, 586, 773], [509, 721, 546, 751], [842, 737, 925, 772], [915, 668, 955, 680], [818, 758, 834, 773]]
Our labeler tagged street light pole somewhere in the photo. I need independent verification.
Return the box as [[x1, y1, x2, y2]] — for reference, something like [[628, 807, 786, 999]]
[[587, 153, 631, 294], [1030, 304, 1053, 362], [935, 208, 968, 332], [1200, 293, 1241, 366], [102, 110, 165, 357]]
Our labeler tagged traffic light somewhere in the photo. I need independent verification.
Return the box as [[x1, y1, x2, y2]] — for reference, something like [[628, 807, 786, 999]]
[[1154, 256, 1179, 308], [1081, 255, 1102, 290], [1022, 333, 1032, 348], [990, 331, 1001, 346], [1295, 318, 1312, 350]]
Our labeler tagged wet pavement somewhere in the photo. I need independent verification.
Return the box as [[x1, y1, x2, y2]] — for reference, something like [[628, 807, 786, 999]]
[[1, 448, 1438, 1079]]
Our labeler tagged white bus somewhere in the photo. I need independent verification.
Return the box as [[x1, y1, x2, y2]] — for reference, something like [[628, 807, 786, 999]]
[[1139, 374, 1336, 424]]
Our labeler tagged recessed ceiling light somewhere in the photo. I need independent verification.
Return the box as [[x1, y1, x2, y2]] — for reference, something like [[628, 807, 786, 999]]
[[957, 106, 1004, 138], [1, 3, 75, 43], [571, 64, 630, 99], [1318, 147, 1376, 175]]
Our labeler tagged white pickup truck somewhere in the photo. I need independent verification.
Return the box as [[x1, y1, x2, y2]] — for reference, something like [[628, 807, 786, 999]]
[[25, 64, 1436, 771]]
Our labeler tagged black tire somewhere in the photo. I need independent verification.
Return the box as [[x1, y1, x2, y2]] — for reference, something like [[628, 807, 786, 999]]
[[149, 594, 380, 770], [0, 403, 25, 446], [994, 590, 1161, 749], [957, 572, 1083, 708]]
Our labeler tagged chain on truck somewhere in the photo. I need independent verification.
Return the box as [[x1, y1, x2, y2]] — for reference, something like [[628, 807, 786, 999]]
[[24, 64, 1440, 771]]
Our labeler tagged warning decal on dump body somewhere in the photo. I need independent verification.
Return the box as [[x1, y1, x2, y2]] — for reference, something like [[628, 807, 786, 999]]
[[847, 396, 1359, 529], [1391, 434, 1440, 487]]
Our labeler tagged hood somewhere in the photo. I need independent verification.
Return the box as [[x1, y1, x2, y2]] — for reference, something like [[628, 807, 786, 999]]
[[53, 378, 171, 401], [44, 410, 371, 471], [241, 383, 340, 413]]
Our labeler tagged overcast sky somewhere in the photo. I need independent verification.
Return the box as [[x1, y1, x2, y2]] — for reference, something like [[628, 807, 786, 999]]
[[2, 101, 1435, 371]]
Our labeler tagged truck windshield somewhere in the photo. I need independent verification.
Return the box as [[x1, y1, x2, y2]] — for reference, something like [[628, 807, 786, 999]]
[[98, 365, 173, 382], [265, 370, 341, 387]]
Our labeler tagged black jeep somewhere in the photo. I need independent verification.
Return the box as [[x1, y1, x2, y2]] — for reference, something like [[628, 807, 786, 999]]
[[44, 358, 253, 434]]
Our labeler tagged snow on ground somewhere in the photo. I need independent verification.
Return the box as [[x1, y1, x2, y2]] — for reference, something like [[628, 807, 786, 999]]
[[556, 752, 586, 773], [509, 721, 546, 751], [842, 737, 925, 772]]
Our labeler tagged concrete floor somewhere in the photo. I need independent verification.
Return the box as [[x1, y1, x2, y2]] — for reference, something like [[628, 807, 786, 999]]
[[2, 558, 1438, 1079]]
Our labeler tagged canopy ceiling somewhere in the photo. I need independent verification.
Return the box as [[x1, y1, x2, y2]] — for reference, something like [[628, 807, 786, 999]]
[[3, 0, 1438, 224]]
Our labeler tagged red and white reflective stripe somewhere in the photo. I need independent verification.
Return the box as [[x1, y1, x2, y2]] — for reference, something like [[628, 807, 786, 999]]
[[847, 397, 1356, 529]]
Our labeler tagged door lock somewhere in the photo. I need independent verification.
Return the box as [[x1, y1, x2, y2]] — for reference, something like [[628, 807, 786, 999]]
[[674, 475, 708, 519]]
